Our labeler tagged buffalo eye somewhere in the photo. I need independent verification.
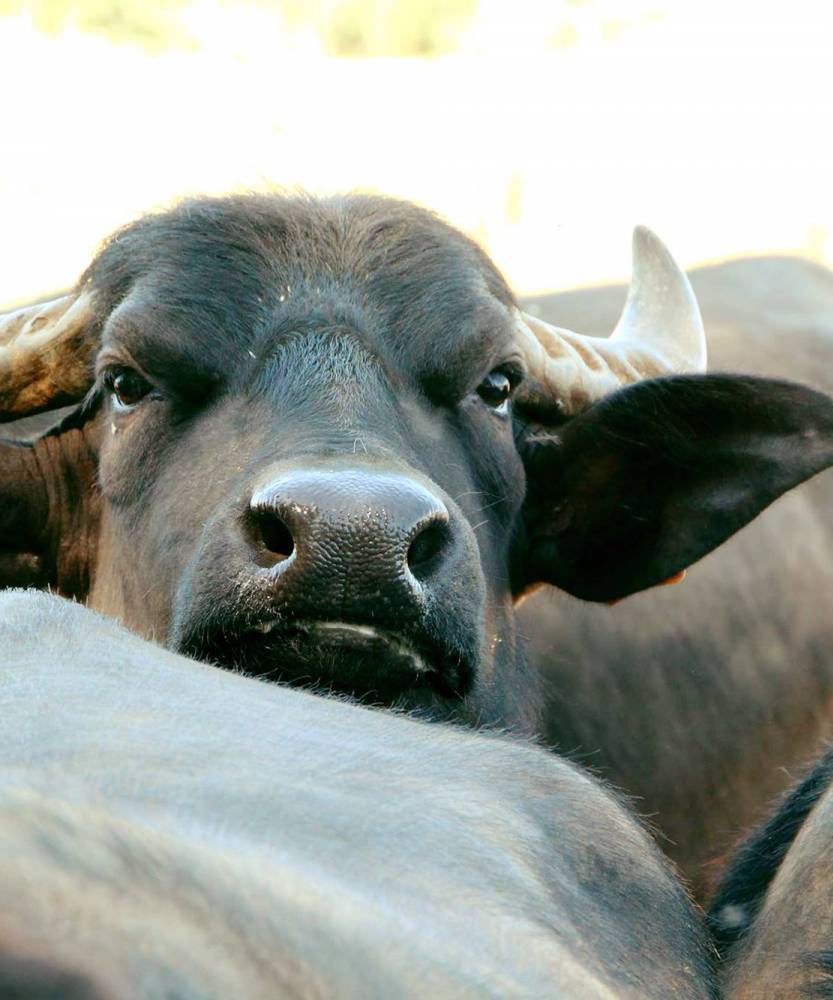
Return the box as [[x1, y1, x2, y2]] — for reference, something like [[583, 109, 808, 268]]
[[106, 369, 153, 409], [476, 368, 514, 413]]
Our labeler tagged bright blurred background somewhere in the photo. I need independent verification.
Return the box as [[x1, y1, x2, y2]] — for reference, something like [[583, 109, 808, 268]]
[[1, 0, 832, 308]]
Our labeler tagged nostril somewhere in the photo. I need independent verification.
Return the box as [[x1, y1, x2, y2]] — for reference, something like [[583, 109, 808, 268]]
[[253, 511, 295, 564], [407, 520, 449, 580]]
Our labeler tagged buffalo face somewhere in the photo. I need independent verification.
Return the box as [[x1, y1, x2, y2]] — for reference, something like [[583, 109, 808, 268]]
[[95, 315, 526, 719], [4, 193, 833, 731]]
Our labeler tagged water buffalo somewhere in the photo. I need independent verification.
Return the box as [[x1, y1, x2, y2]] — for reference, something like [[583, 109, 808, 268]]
[[0, 588, 715, 999], [706, 743, 833, 999], [519, 255, 833, 896], [3, 193, 832, 742]]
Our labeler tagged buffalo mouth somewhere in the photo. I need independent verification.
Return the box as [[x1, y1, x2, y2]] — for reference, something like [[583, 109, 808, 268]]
[[179, 617, 473, 705]]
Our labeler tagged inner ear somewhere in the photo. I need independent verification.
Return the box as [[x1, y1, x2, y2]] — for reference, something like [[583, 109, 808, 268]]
[[512, 374, 833, 603], [0, 405, 101, 597]]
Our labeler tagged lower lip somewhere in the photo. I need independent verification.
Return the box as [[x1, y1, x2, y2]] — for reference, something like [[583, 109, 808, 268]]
[[309, 622, 430, 675]]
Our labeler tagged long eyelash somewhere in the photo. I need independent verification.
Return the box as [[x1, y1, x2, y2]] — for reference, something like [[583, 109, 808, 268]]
[[93, 366, 119, 393], [81, 375, 107, 417], [504, 363, 525, 388], [84, 364, 122, 410]]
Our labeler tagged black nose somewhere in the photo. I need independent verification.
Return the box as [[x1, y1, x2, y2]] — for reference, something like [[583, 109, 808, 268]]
[[247, 468, 452, 618]]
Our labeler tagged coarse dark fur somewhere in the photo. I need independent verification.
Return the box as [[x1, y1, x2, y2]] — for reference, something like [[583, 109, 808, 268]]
[[707, 746, 833, 954], [0, 588, 716, 999], [4, 193, 833, 740], [707, 745, 833, 998]]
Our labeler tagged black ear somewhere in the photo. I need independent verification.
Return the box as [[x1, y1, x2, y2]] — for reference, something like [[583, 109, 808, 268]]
[[513, 374, 833, 603], [0, 408, 100, 596]]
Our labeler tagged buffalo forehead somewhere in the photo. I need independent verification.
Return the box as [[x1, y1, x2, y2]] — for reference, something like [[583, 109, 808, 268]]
[[87, 194, 518, 398]]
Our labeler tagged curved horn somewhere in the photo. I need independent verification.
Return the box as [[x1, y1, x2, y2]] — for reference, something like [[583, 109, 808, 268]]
[[515, 226, 706, 418], [0, 293, 98, 423]]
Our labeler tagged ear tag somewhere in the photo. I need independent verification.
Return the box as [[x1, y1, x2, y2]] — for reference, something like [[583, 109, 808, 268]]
[[606, 569, 687, 607]]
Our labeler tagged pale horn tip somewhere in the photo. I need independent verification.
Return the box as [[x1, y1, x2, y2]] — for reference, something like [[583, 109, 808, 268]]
[[616, 225, 707, 373]]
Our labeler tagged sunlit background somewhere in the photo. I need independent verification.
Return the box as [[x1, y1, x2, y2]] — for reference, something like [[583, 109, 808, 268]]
[[1, 0, 831, 308]]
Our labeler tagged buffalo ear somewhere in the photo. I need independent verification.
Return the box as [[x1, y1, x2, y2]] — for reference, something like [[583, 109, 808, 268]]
[[513, 374, 833, 603], [0, 408, 100, 596]]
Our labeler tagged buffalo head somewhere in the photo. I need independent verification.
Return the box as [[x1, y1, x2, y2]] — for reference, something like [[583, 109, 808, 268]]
[[3, 194, 833, 730]]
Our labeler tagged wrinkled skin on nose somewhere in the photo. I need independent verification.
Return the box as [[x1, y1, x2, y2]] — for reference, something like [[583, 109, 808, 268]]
[[247, 468, 452, 617], [164, 436, 493, 705], [196, 465, 483, 701]]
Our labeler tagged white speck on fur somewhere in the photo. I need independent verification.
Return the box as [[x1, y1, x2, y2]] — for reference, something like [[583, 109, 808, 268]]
[[716, 904, 747, 929]]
